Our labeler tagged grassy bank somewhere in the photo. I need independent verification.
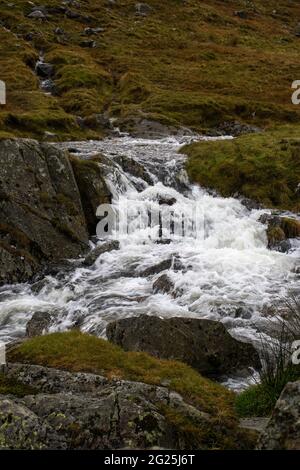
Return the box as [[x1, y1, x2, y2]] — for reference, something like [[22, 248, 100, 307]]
[[7, 330, 255, 449], [1, 1, 300, 138], [183, 128, 300, 211]]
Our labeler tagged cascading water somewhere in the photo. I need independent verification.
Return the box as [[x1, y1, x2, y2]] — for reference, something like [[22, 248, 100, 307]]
[[0, 135, 299, 368]]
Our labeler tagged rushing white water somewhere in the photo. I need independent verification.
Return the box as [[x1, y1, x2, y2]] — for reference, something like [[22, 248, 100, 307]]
[[0, 135, 299, 358]]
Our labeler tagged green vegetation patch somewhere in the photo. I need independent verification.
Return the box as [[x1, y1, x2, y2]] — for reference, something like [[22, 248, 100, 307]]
[[183, 129, 300, 211], [236, 364, 300, 418], [1, 1, 300, 138]]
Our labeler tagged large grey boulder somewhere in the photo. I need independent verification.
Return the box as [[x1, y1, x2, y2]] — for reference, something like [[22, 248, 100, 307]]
[[106, 316, 261, 376], [2, 363, 211, 450], [0, 139, 89, 285], [257, 380, 300, 450]]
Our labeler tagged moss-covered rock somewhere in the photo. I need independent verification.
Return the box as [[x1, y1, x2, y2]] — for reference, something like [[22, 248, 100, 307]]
[[6, 332, 255, 449]]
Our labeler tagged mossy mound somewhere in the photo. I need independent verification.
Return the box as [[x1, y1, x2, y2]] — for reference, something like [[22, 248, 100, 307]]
[[8, 331, 255, 449], [183, 130, 300, 211]]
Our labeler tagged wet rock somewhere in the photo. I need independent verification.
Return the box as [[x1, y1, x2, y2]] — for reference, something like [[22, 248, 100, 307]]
[[83, 240, 120, 266], [26, 311, 54, 337], [138, 257, 183, 277], [41, 79, 57, 95], [155, 239, 172, 245], [153, 274, 174, 295], [114, 155, 153, 186], [69, 155, 112, 235], [259, 214, 300, 250], [240, 198, 261, 211], [257, 380, 300, 449], [0, 139, 89, 285], [276, 239, 292, 253], [2, 363, 211, 450], [106, 316, 261, 376], [158, 196, 177, 206], [35, 62, 54, 79]]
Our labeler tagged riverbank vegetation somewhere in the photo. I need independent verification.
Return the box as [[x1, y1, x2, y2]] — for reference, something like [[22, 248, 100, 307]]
[[183, 128, 300, 211], [236, 299, 300, 417]]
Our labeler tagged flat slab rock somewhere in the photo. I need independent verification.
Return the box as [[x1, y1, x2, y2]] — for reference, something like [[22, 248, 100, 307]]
[[0, 363, 211, 450], [106, 316, 261, 376]]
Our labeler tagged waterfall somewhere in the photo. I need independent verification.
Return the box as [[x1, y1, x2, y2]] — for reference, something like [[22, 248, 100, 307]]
[[0, 135, 299, 358]]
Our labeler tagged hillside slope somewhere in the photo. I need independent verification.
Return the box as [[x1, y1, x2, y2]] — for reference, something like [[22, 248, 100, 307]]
[[1, 0, 300, 139]]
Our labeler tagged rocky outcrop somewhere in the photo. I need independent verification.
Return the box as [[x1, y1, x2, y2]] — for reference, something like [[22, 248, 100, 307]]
[[106, 316, 261, 376], [1, 363, 212, 450], [257, 380, 300, 450], [69, 155, 112, 235], [0, 139, 89, 285]]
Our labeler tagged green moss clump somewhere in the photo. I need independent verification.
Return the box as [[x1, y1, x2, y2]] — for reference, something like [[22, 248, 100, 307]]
[[183, 130, 300, 211], [267, 227, 286, 246], [8, 330, 254, 449], [235, 385, 277, 418]]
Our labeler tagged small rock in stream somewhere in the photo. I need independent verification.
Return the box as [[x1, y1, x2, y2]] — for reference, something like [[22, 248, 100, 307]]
[[83, 240, 120, 266]]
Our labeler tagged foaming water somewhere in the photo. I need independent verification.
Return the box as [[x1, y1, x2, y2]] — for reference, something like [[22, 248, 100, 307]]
[[0, 135, 299, 353]]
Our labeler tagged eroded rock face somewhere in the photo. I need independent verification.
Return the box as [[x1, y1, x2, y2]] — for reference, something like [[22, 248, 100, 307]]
[[69, 155, 112, 235], [1, 363, 211, 450], [0, 139, 89, 285], [106, 316, 261, 376], [257, 380, 300, 450]]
